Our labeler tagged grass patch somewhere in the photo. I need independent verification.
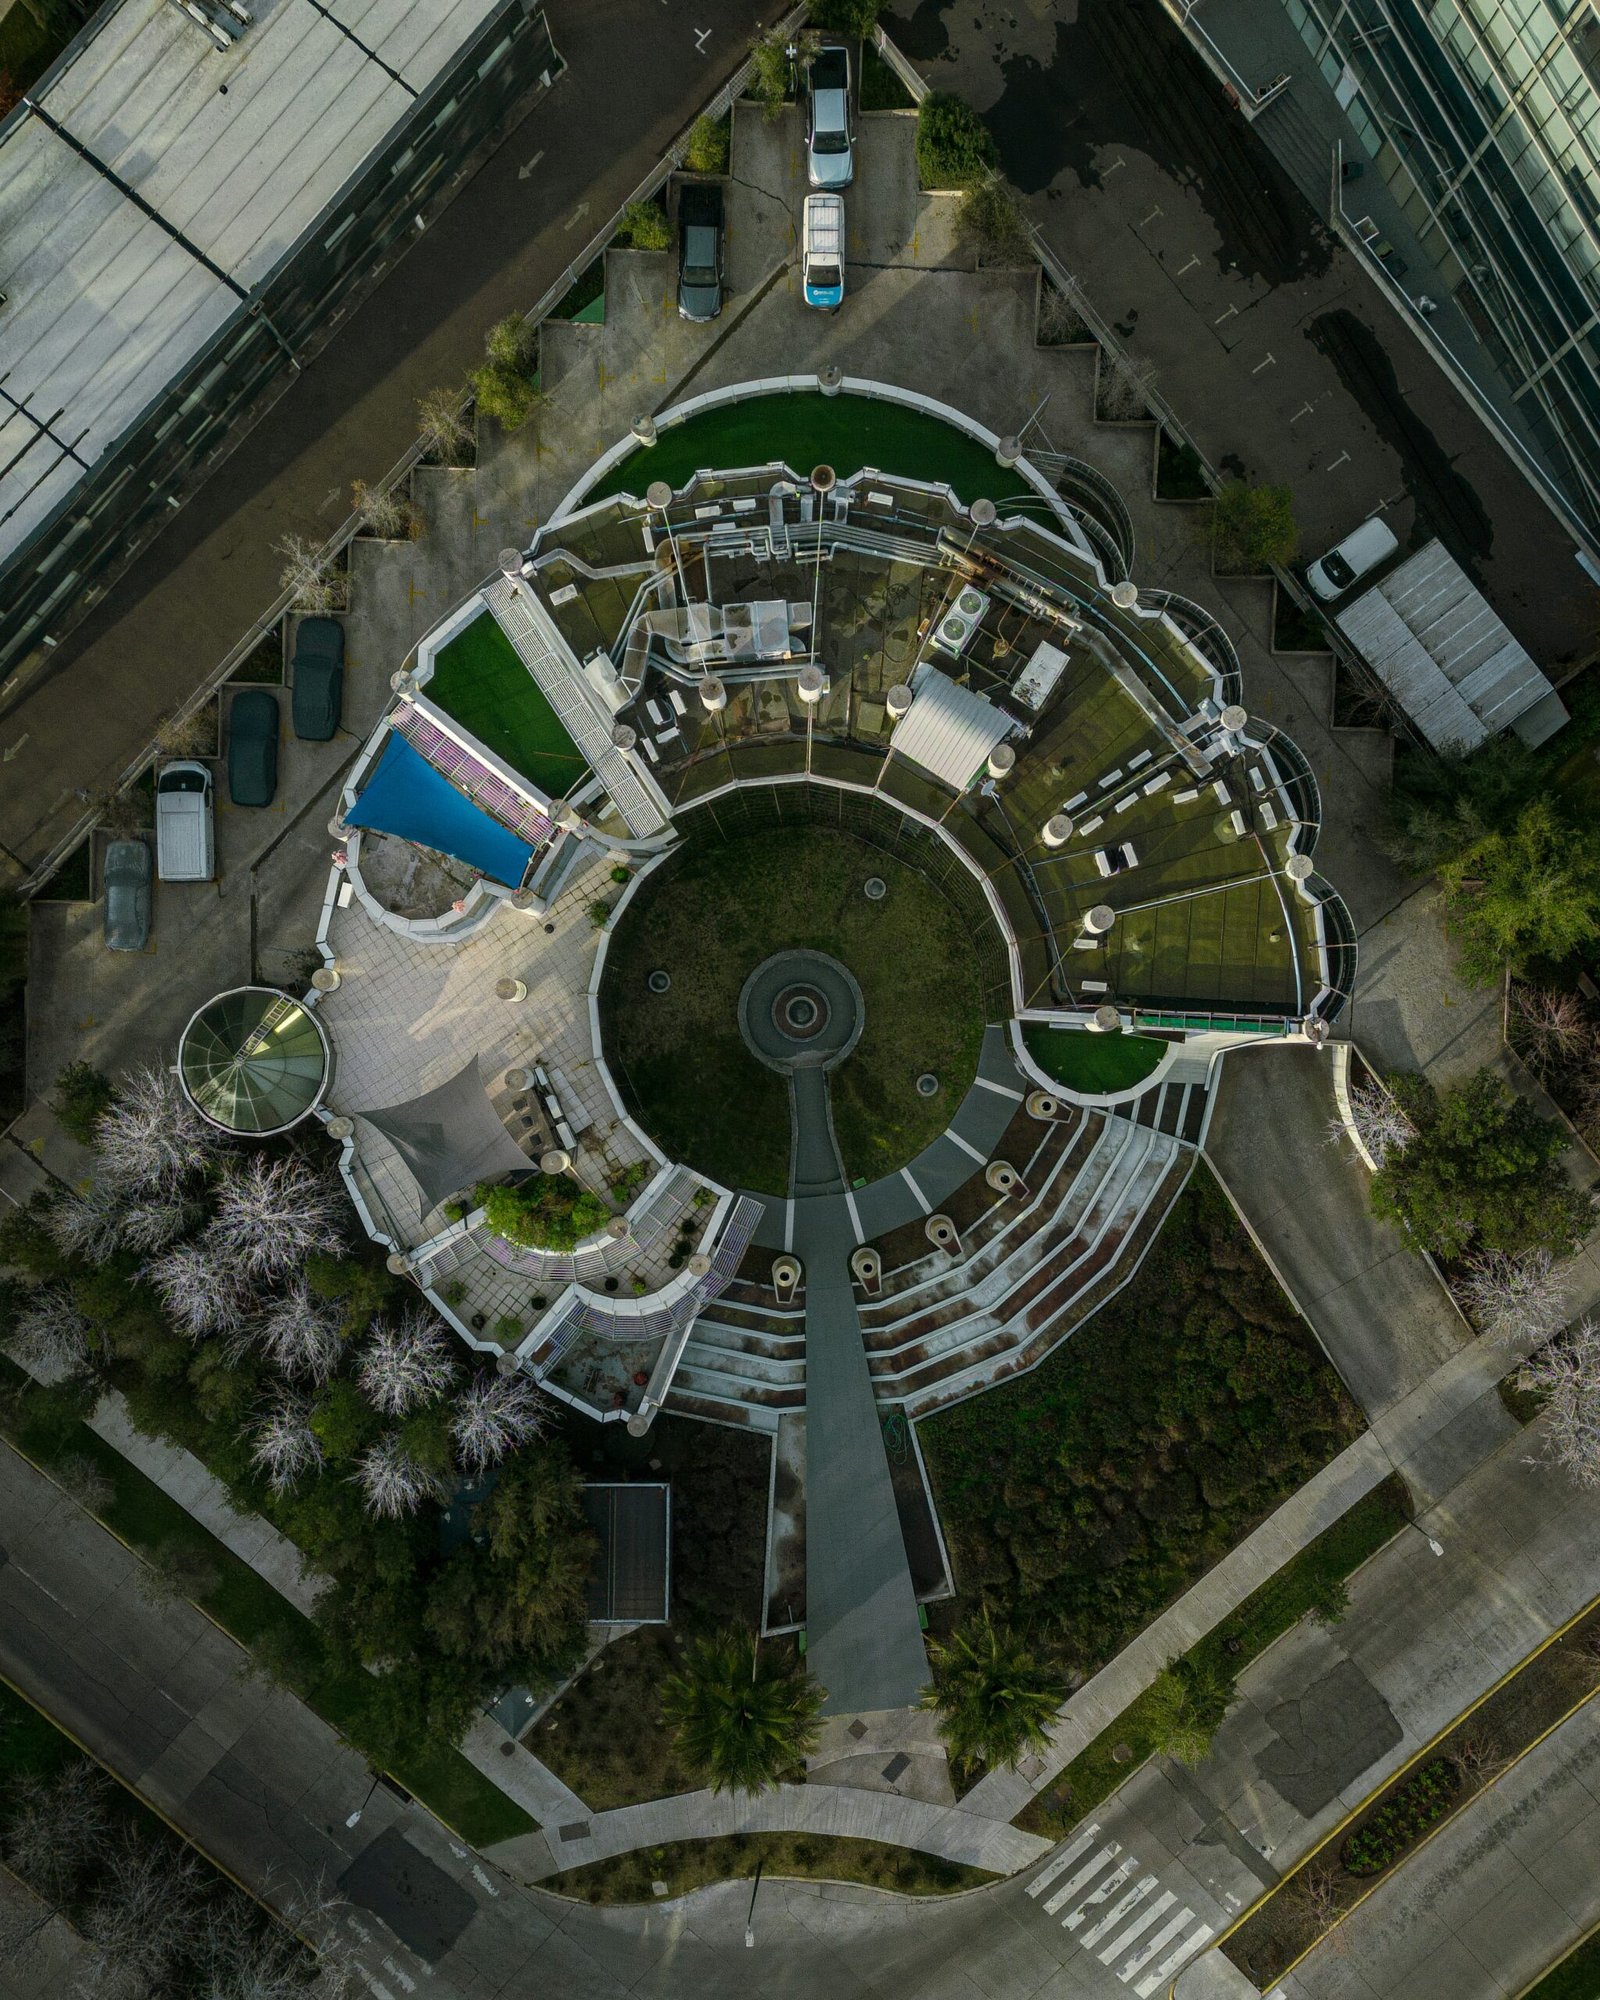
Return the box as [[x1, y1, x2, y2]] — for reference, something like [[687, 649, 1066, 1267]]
[[921, 1167, 1363, 1675], [428, 611, 589, 798], [0, 1366, 533, 1849], [530, 1411, 772, 1809], [584, 390, 1042, 515], [546, 1831, 996, 1903], [599, 825, 989, 1193], [1524, 1927, 1600, 2000], [1023, 1024, 1169, 1095], [1019, 1476, 1410, 1833], [36, 839, 93, 902]]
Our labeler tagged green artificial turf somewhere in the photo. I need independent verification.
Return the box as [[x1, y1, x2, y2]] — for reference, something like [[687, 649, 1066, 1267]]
[[428, 612, 589, 799], [584, 390, 1045, 514], [1023, 1024, 1169, 1095], [600, 825, 988, 1193]]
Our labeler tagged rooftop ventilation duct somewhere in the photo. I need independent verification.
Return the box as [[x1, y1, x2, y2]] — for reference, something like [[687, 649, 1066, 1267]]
[[168, 0, 252, 50]]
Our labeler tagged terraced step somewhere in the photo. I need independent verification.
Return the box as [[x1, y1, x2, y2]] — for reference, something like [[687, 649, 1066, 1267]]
[[866, 1126, 1179, 1390], [679, 1326, 806, 1386], [660, 1385, 784, 1432]]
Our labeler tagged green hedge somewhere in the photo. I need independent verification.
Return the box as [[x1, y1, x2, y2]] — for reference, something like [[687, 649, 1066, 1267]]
[[1341, 1757, 1460, 1875]]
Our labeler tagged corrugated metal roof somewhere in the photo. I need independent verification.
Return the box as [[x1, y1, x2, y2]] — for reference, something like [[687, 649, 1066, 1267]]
[[0, 0, 501, 567], [1334, 540, 1565, 752], [890, 664, 1015, 790]]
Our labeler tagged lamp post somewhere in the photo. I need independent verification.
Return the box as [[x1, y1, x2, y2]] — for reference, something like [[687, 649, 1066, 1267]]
[[345, 1772, 382, 1828], [744, 1857, 764, 1948], [1409, 1520, 1445, 1558]]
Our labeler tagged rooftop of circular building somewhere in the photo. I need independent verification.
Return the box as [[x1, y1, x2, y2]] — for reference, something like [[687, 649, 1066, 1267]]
[[178, 985, 331, 1136]]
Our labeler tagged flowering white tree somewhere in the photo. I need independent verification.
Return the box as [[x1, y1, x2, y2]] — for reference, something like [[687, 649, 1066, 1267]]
[[451, 1371, 549, 1474], [1456, 1248, 1569, 1347], [93, 1064, 214, 1195], [4, 1287, 94, 1380], [249, 1279, 344, 1385], [117, 1194, 202, 1256], [353, 1435, 441, 1520], [1329, 1079, 1413, 1170], [1519, 1319, 1600, 1488], [44, 1183, 124, 1264], [144, 1240, 252, 1340], [357, 1308, 458, 1415], [207, 1155, 346, 1281], [248, 1395, 325, 1495]]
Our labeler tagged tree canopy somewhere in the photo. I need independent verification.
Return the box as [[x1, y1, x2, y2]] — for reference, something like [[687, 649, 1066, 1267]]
[[919, 1609, 1066, 1773], [660, 1628, 824, 1794], [1438, 799, 1600, 985], [1371, 1067, 1590, 1261]]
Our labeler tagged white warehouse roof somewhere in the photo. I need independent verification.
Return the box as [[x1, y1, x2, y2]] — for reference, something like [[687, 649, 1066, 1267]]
[[0, 0, 505, 568], [1334, 539, 1568, 752]]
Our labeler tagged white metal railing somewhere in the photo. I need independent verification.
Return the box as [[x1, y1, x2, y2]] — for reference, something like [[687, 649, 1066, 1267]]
[[1160, 1, 1292, 115]]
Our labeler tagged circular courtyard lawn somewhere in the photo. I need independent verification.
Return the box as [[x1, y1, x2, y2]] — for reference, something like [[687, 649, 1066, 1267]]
[[1023, 1023, 1170, 1096], [600, 826, 989, 1194]]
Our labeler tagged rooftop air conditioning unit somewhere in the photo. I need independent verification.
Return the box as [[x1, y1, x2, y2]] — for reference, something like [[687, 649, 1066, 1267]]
[[932, 586, 990, 658]]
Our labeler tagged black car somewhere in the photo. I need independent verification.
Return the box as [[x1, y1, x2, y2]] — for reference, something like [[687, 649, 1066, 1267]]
[[103, 839, 152, 952], [228, 690, 279, 807], [291, 616, 345, 740], [677, 182, 724, 323]]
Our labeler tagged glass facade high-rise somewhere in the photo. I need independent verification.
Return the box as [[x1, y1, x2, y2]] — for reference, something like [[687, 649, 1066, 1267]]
[[1277, 0, 1600, 538]]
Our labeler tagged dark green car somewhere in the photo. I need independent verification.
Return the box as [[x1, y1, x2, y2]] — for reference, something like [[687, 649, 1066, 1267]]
[[228, 690, 279, 807], [291, 616, 345, 740]]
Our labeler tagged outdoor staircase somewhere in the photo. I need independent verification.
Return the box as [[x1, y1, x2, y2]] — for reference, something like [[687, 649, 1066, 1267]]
[[665, 1300, 806, 1431], [861, 1115, 1192, 1416], [1125, 1074, 1210, 1144]]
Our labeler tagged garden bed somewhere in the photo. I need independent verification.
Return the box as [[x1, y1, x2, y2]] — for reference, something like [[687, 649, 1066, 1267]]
[[920, 1168, 1364, 1678], [1018, 1476, 1410, 1836], [527, 1410, 771, 1809], [545, 1831, 995, 1904], [427, 611, 589, 798], [599, 825, 989, 1193], [1221, 1597, 1600, 1986]]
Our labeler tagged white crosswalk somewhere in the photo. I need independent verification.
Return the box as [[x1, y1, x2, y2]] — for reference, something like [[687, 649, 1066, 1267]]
[[1023, 1824, 1215, 1998]]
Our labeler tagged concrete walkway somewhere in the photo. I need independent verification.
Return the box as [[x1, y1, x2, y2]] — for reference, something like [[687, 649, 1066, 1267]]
[[1280, 1691, 1600, 2000]]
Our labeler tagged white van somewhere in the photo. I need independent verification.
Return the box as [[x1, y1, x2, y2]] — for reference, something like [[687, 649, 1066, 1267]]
[[802, 193, 845, 311], [155, 760, 216, 882], [1306, 516, 1399, 600]]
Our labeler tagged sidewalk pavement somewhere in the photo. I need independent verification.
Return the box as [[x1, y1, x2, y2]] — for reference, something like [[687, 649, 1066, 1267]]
[[1281, 1691, 1600, 2000]]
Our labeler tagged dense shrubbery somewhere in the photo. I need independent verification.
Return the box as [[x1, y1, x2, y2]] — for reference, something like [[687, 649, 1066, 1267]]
[[469, 314, 542, 432], [477, 1175, 612, 1251], [1371, 1067, 1590, 1260], [1210, 480, 1299, 573], [1439, 799, 1600, 986], [915, 91, 996, 188], [1341, 1757, 1460, 1875], [920, 1170, 1361, 1674], [0, 1064, 595, 1770]]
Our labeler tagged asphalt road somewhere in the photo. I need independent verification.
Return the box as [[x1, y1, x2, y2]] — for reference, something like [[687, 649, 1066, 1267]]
[[0, 0, 774, 880]]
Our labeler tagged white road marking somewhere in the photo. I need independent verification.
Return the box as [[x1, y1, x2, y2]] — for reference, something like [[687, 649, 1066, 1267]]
[[1081, 1873, 1156, 1949], [1065, 1856, 1137, 1930], [899, 1166, 930, 1213], [1043, 1843, 1118, 1917], [470, 1863, 499, 1897], [1119, 1907, 1194, 1983], [381, 1958, 417, 1991], [1026, 1824, 1102, 1898], [946, 1128, 984, 1162], [1098, 1889, 1174, 1964], [974, 1076, 1023, 1099], [1134, 1922, 1214, 1998]]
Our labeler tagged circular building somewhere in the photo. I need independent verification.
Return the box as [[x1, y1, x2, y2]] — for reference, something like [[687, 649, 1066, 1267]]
[[178, 985, 331, 1136]]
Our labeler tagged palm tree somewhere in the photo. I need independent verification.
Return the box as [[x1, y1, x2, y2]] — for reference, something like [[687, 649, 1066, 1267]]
[[1143, 1656, 1233, 1767], [920, 1609, 1066, 1774], [661, 1628, 824, 1795]]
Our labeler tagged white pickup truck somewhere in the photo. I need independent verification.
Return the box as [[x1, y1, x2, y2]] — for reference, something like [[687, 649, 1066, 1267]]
[[802, 193, 845, 312]]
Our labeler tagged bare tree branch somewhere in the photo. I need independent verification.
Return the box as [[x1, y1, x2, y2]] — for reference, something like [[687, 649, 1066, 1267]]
[[357, 1307, 458, 1416], [451, 1371, 549, 1474], [208, 1157, 347, 1282]]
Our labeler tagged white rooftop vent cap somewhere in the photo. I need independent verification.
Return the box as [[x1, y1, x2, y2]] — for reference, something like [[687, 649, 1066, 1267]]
[[810, 463, 837, 495], [1286, 853, 1314, 882], [647, 480, 674, 510], [700, 675, 728, 712], [498, 548, 524, 580], [1093, 1002, 1122, 1031], [612, 722, 638, 751], [987, 743, 1016, 780], [1042, 813, 1074, 848], [1085, 903, 1116, 935], [1111, 580, 1139, 610], [540, 1148, 571, 1174], [1221, 703, 1249, 733], [886, 683, 914, 721], [632, 415, 659, 446], [798, 665, 826, 704], [969, 496, 998, 528]]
